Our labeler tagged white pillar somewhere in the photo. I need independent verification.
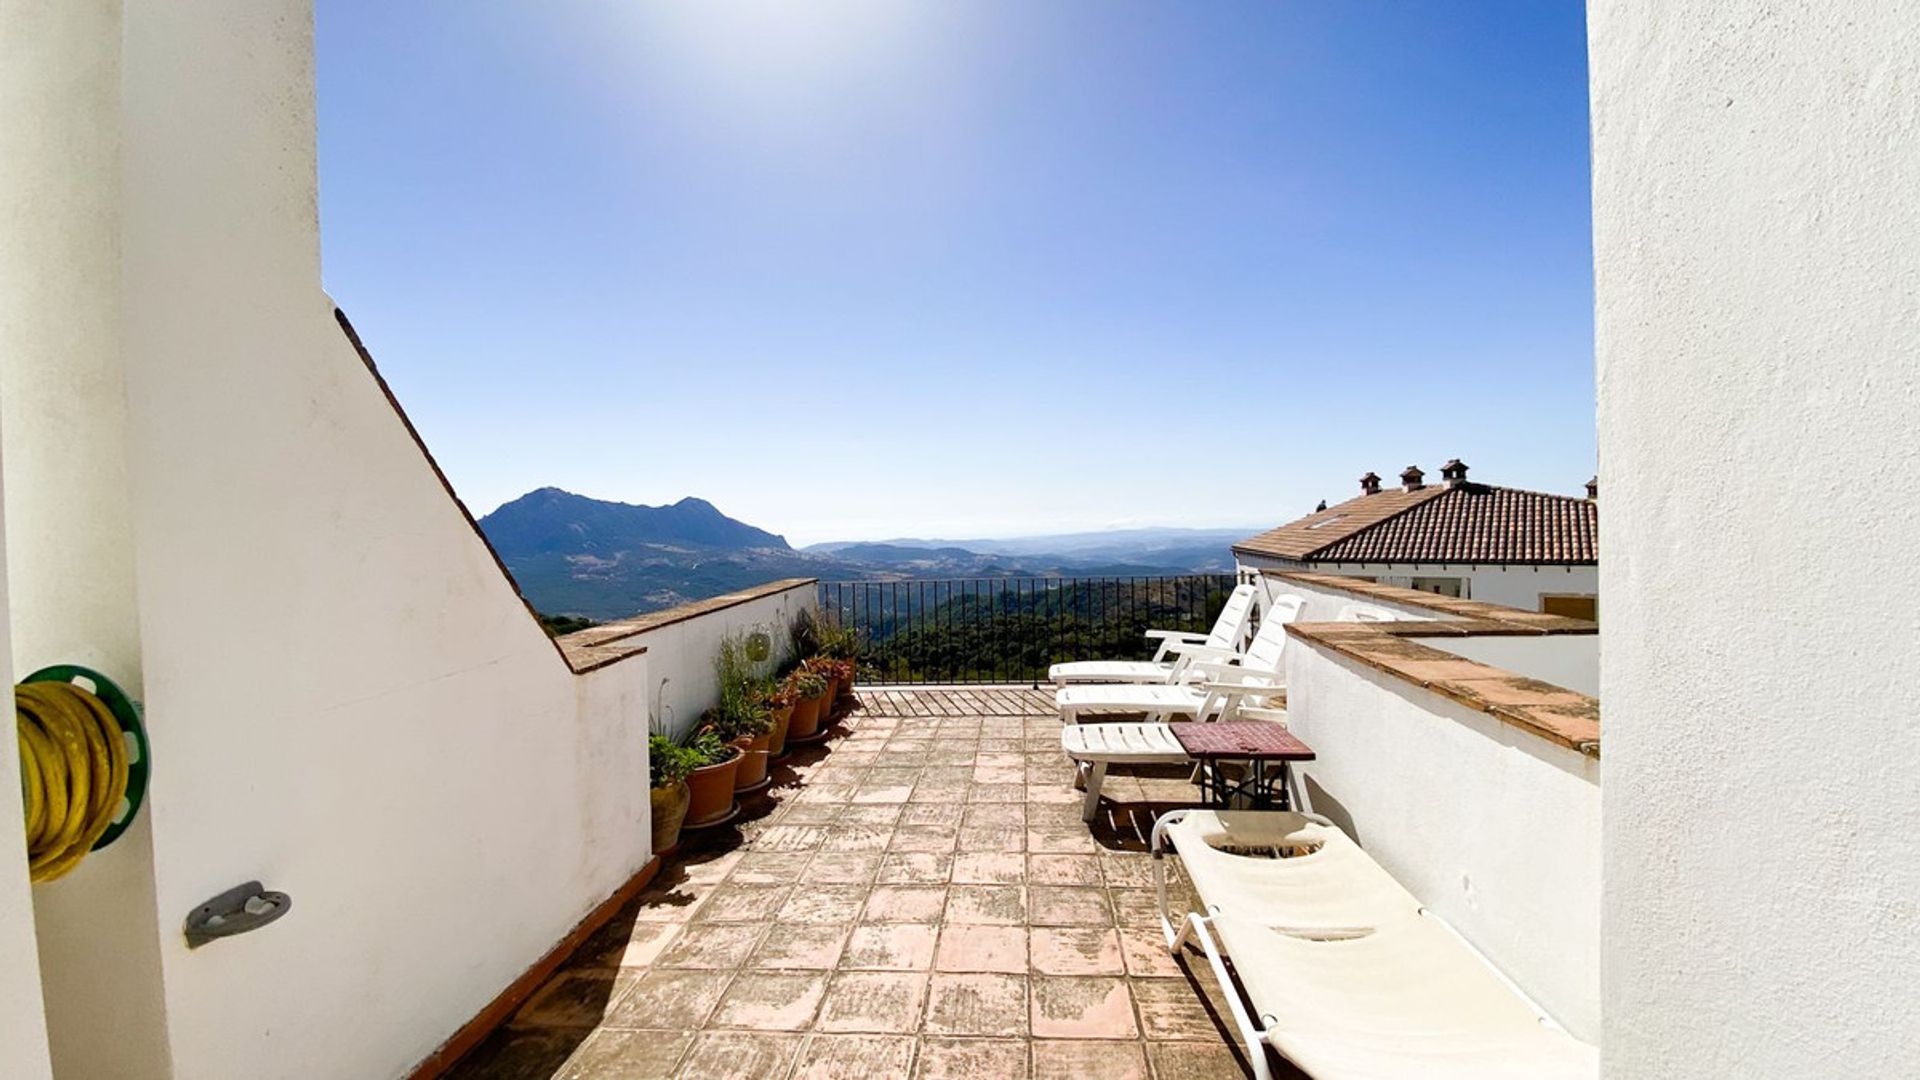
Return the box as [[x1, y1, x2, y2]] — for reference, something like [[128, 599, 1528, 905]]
[[0, 3, 175, 1076], [1591, 2, 1920, 1076]]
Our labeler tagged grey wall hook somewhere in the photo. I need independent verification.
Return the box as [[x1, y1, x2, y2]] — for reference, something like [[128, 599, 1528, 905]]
[[185, 881, 291, 948]]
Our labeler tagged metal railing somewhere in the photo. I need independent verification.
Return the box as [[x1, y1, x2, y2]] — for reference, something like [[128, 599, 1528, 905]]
[[817, 575, 1239, 685]]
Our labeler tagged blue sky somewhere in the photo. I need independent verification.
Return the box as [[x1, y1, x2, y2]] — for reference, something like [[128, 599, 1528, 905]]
[[317, 2, 1593, 547]]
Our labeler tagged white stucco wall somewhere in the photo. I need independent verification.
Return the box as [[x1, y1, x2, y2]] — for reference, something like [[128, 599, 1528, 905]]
[[1, 4, 175, 1075], [0, 427, 54, 1078], [4, 3, 660, 1078], [1419, 634, 1599, 698], [1246, 572, 1450, 623], [598, 585, 812, 743], [1285, 639, 1601, 1039], [1591, 2, 1920, 1076], [1240, 555, 1597, 613]]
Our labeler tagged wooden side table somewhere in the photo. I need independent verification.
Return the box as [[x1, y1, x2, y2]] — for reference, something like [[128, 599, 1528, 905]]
[[1171, 722, 1316, 812]]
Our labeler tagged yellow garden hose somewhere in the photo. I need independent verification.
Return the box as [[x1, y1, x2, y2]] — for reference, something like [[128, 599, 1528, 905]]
[[16, 681, 129, 882]]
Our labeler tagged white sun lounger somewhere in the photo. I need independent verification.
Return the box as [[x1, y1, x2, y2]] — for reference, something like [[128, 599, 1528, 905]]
[[1048, 583, 1260, 686], [1054, 595, 1301, 724], [1152, 810, 1598, 1080]]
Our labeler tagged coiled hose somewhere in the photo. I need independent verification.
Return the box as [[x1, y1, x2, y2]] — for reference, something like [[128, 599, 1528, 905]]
[[16, 681, 129, 882]]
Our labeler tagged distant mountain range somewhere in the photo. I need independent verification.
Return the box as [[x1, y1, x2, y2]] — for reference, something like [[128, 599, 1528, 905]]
[[478, 488, 1253, 621]]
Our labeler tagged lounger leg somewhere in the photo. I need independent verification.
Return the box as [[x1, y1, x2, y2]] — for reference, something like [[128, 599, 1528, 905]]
[[1080, 761, 1108, 823]]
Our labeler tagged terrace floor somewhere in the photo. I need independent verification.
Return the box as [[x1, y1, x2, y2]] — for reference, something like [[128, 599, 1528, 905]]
[[448, 686, 1288, 1079]]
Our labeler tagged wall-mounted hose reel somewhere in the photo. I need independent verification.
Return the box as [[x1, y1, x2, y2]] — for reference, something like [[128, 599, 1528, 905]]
[[14, 665, 150, 883]]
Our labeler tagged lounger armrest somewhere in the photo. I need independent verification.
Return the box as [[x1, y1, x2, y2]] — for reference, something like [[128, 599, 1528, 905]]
[[1190, 661, 1283, 686], [1162, 643, 1239, 663], [1144, 628, 1208, 661]]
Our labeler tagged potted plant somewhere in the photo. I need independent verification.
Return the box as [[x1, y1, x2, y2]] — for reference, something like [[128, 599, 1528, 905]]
[[649, 732, 698, 857], [724, 701, 774, 793], [683, 730, 741, 828], [786, 670, 830, 742], [763, 684, 797, 759], [712, 632, 776, 791]]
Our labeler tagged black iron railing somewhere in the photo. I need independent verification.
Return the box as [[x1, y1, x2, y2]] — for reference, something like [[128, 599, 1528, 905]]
[[818, 575, 1239, 685]]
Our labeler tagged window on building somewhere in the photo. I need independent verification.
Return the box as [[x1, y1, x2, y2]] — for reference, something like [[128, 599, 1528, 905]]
[[1408, 577, 1464, 598], [1541, 594, 1598, 621]]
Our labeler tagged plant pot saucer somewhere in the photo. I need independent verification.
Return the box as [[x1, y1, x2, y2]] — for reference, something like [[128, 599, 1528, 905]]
[[787, 727, 833, 746], [733, 776, 772, 796], [684, 802, 740, 830]]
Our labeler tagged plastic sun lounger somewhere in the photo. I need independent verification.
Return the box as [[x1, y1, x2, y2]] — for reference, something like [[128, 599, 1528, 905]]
[[1150, 810, 1598, 1080], [1054, 595, 1301, 724], [1048, 583, 1260, 687]]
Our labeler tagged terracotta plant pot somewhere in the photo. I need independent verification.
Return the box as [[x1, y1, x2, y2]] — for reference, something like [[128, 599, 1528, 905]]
[[838, 663, 858, 702], [649, 781, 690, 857], [733, 732, 771, 793], [766, 702, 795, 758], [788, 692, 825, 742], [684, 751, 741, 828]]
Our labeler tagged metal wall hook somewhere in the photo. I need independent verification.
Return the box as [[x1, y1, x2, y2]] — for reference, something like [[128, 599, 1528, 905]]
[[185, 881, 291, 948]]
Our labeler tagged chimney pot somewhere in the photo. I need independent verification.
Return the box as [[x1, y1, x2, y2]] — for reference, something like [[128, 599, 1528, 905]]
[[1359, 471, 1382, 496], [1400, 465, 1425, 493], [1440, 458, 1469, 488], [1586, 475, 1598, 500]]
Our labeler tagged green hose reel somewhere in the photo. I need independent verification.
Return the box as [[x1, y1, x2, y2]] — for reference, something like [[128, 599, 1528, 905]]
[[21, 664, 150, 852]]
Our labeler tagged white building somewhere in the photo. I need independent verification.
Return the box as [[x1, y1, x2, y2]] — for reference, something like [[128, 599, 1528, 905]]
[[1234, 460, 1599, 617]]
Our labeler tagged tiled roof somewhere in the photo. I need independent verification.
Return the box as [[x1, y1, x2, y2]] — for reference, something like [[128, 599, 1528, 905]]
[[1235, 483, 1597, 565]]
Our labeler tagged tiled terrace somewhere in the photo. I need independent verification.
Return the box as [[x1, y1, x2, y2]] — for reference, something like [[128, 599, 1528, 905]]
[[449, 686, 1278, 1079]]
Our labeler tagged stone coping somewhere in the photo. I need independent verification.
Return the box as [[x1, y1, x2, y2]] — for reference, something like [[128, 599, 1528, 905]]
[[557, 578, 817, 673], [1272, 573, 1600, 757]]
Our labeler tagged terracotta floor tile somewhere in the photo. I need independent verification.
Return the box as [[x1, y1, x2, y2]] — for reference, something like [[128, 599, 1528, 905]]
[[749, 924, 850, 970], [445, 1029, 580, 1080], [753, 825, 830, 852], [513, 970, 638, 1029], [1026, 785, 1084, 806], [731, 852, 815, 884], [817, 823, 894, 852], [709, 971, 831, 1031], [1130, 978, 1224, 1041], [674, 1031, 804, 1079], [863, 885, 948, 923], [839, 804, 904, 826], [1031, 1039, 1150, 1080], [842, 924, 939, 971], [1029, 886, 1113, 927], [779, 884, 872, 925], [1145, 1040, 1252, 1079], [1027, 854, 1102, 886], [962, 804, 1026, 827], [553, 1027, 692, 1080], [877, 853, 953, 884], [1118, 927, 1188, 979], [957, 826, 1027, 852], [908, 782, 970, 803], [913, 1037, 1030, 1080], [790, 1034, 918, 1079], [803, 853, 883, 884], [852, 781, 915, 804], [816, 972, 931, 1033], [1028, 928, 1124, 976], [1030, 977, 1138, 1040], [698, 883, 794, 923], [777, 804, 846, 826], [946, 884, 1027, 925], [630, 881, 716, 923], [794, 784, 856, 805], [1097, 854, 1158, 888], [924, 973, 1030, 1036], [1028, 828, 1099, 854], [603, 969, 732, 1030], [598, 920, 680, 968], [890, 825, 961, 853], [970, 781, 1028, 802], [934, 925, 1028, 974], [898, 803, 966, 828], [656, 922, 766, 969], [1108, 890, 1163, 928], [681, 849, 745, 883], [952, 851, 1026, 884]]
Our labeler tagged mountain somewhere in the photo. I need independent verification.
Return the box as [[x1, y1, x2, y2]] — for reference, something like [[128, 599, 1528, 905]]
[[479, 488, 1245, 621]]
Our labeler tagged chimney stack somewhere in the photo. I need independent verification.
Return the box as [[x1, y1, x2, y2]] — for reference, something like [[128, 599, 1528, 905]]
[[1586, 475, 1598, 500], [1359, 471, 1382, 496], [1400, 465, 1425, 493], [1440, 458, 1469, 488]]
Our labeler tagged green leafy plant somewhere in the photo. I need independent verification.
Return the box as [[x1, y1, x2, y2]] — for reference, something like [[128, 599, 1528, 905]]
[[789, 671, 828, 700], [712, 631, 775, 741], [686, 728, 739, 766], [648, 733, 699, 789]]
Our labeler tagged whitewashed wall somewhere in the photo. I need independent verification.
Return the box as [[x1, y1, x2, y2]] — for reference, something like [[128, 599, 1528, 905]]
[[1241, 554, 1596, 613], [0, 426, 54, 1077], [1247, 573, 1449, 623], [3, 4, 659, 1079], [1285, 639, 1601, 1039], [1591, 2, 1920, 1076], [589, 585, 812, 743], [1417, 634, 1599, 697]]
